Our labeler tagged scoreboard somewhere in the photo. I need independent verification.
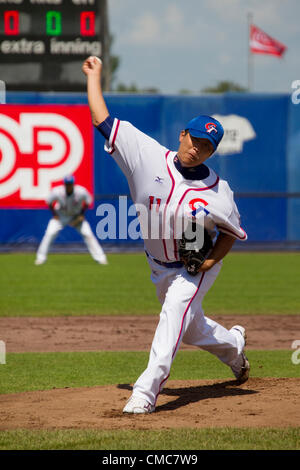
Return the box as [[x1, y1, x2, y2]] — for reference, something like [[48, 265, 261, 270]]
[[0, 0, 110, 91], [0, 1, 102, 61]]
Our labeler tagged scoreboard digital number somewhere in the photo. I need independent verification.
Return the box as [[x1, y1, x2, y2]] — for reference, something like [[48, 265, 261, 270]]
[[3, 9, 96, 36], [0, 0, 102, 61]]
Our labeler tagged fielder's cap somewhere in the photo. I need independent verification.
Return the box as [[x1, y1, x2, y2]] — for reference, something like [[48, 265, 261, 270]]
[[185, 115, 224, 150], [63, 175, 75, 184]]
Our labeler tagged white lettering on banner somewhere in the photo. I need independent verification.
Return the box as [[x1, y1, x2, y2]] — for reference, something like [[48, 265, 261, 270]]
[[212, 114, 256, 155], [0, 133, 15, 180], [0, 113, 83, 200]]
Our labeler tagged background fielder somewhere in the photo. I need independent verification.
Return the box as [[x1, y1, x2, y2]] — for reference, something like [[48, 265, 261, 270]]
[[83, 56, 250, 414], [35, 175, 107, 266]]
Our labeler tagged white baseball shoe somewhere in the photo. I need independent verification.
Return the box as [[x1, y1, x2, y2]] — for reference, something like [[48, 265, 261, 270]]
[[230, 325, 250, 384], [123, 395, 155, 414], [97, 256, 108, 265], [34, 258, 46, 265], [231, 325, 247, 346]]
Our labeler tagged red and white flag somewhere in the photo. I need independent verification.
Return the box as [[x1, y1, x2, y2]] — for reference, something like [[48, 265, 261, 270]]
[[250, 24, 286, 57]]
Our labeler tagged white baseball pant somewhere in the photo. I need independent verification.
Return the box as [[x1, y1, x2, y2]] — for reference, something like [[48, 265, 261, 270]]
[[132, 256, 245, 406], [36, 218, 107, 263]]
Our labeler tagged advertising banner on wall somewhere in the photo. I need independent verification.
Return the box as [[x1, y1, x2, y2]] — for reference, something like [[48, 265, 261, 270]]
[[0, 105, 93, 208]]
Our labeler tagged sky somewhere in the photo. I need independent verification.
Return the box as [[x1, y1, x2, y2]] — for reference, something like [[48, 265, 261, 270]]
[[108, 0, 299, 94]]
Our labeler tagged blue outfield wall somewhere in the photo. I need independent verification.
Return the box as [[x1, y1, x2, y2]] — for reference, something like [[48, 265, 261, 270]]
[[1, 91, 299, 248]]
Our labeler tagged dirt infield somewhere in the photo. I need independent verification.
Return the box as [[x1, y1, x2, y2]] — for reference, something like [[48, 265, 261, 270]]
[[1, 314, 299, 352], [0, 315, 299, 430]]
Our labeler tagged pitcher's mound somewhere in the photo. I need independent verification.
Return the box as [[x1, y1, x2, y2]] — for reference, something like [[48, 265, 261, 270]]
[[0, 378, 299, 430]]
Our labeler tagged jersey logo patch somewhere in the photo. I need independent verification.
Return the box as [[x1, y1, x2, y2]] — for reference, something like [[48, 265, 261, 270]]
[[155, 176, 164, 183], [189, 198, 210, 217]]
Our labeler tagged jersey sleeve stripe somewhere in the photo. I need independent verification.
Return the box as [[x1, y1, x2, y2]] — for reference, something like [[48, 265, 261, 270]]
[[108, 119, 120, 155], [217, 225, 248, 240]]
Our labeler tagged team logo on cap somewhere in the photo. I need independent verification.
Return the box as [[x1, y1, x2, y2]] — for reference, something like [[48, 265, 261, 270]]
[[205, 122, 218, 134]]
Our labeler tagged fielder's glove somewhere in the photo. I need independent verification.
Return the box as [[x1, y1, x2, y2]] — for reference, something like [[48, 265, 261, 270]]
[[178, 227, 213, 276], [69, 214, 84, 227]]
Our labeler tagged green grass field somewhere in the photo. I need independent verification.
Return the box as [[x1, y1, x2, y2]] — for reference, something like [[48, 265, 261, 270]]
[[0, 252, 299, 316], [0, 428, 298, 450], [0, 252, 299, 451], [0, 350, 298, 395]]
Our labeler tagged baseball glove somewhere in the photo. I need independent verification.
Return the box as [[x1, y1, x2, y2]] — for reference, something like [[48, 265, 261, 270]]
[[178, 225, 213, 276], [69, 214, 84, 227]]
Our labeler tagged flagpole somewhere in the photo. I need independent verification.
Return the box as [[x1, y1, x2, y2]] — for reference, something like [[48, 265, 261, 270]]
[[247, 12, 254, 91]]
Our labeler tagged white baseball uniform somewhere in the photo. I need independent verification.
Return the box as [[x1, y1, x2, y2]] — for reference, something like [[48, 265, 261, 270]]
[[35, 184, 107, 265], [101, 118, 247, 407]]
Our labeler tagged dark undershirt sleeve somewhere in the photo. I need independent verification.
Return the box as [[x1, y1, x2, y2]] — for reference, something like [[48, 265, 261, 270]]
[[96, 115, 114, 140]]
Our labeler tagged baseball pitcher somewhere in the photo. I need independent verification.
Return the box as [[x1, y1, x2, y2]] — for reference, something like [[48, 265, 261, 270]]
[[82, 56, 250, 414]]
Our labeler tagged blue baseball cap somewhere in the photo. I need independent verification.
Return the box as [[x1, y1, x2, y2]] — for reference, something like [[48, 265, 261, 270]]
[[185, 115, 224, 150], [63, 175, 75, 184]]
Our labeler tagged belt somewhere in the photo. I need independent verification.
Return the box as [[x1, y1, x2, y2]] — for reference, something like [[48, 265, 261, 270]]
[[145, 251, 183, 269]]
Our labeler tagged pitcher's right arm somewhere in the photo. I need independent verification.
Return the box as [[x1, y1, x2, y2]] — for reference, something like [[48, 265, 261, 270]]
[[82, 56, 109, 127]]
